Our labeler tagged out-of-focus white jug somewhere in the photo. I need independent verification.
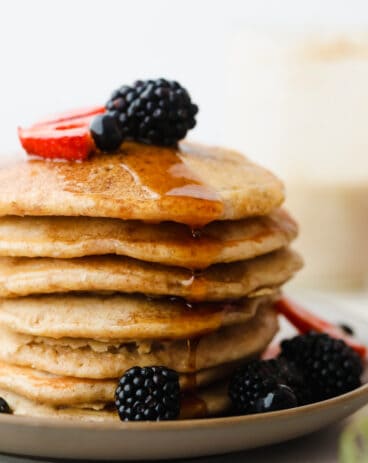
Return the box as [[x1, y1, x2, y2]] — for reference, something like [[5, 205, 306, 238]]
[[225, 28, 368, 289]]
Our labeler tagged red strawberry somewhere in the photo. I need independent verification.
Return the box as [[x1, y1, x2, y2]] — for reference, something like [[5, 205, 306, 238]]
[[275, 297, 367, 358], [18, 125, 95, 161], [18, 106, 105, 161], [32, 106, 105, 128]]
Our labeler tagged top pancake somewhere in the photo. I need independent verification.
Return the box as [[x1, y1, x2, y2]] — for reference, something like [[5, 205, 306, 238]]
[[0, 141, 284, 227]]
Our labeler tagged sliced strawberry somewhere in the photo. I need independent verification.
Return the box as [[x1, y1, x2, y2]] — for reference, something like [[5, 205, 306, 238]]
[[32, 106, 105, 128], [275, 297, 367, 358], [18, 124, 95, 161], [18, 106, 106, 161]]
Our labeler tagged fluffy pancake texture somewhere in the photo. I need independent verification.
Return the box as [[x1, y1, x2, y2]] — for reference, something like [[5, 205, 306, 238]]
[[0, 294, 264, 340], [0, 305, 278, 378], [0, 361, 236, 405], [0, 209, 297, 267], [0, 248, 302, 300], [0, 142, 284, 227], [0, 382, 230, 421]]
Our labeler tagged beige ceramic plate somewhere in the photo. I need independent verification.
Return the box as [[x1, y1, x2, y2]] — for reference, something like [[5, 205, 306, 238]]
[[0, 292, 367, 460]]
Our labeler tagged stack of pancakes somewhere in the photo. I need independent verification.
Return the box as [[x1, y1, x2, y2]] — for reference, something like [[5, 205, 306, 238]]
[[0, 142, 302, 420]]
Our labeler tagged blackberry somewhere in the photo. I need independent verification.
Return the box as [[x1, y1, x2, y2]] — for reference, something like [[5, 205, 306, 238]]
[[115, 366, 180, 421], [272, 356, 313, 405], [106, 78, 198, 146], [90, 113, 124, 152], [0, 397, 11, 414], [228, 358, 301, 415], [280, 332, 363, 402]]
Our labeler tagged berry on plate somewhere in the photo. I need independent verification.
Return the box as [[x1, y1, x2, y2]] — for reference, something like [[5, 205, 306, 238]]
[[0, 397, 11, 414], [280, 332, 363, 402], [255, 385, 297, 413], [115, 366, 180, 422], [228, 358, 303, 415], [275, 297, 367, 358]]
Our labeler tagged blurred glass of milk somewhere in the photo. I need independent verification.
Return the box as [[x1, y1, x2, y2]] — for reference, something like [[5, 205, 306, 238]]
[[225, 28, 368, 290]]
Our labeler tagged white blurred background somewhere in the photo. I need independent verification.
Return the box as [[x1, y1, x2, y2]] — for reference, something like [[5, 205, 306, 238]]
[[1, 0, 368, 290], [0, 0, 367, 151]]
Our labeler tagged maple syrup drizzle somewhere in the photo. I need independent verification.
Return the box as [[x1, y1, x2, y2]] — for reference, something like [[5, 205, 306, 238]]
[[120, 143, 224, 227], [179, 296, 243, 418], [180, 336, 208, 418], [120, 145, 219, 199], [185, 269, 210, 301], [180, 391, 208, 419], [130, 296, 245, 344], [141, 296, 231, 340], [187, 338, 200, 376]]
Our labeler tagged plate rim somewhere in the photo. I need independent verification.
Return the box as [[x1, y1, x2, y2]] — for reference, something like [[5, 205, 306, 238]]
[[0, 380, 367, 431]]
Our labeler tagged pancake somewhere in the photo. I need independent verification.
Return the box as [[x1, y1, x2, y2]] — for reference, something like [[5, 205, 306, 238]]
[[0, 294, 266, 340], [0, 209, 297, 268], [0, 142, 284, 227], [0, 248, 302, 300], [0, 305, 278, 378], [0, 361, 238, 405], [0, 388, 116, 422], [0, 382, 230, 420]]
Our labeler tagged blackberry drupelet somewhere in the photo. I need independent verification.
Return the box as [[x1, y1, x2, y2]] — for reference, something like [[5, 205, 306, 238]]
[[106, 78, 198, 146], [115, 366, 180, 421], [90, 113, 124, 151], [0, 397, 11, 414], [280, 332, 363, 402], [228, 358, 300, 415]]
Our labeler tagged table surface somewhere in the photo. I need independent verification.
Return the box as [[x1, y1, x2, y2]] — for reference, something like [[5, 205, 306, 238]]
[[0, 290, 366, 463], [0, 421, 346, 462]]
